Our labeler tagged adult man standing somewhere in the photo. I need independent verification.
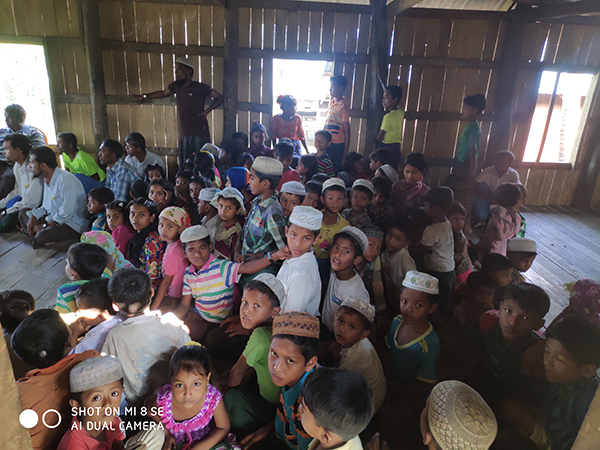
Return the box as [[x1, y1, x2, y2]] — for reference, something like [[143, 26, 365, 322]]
[[98, 139, 139, 202], [57, 132, 106, 193], [132, 57, 224, 169], [124, 132, 166, 178], [18, 146, 87, 248]]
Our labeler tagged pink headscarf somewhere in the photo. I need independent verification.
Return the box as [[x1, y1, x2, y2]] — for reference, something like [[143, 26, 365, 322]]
[[553, 279, 600, 327]]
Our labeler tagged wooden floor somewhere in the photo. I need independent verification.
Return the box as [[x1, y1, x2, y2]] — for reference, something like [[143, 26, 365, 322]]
[[0, 206, 599, 321]]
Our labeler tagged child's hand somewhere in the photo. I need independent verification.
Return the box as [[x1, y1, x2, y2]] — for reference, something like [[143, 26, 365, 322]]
[[272, 246, 292, 261], [240, 424, 272, 450], [368, 433, 389, 450], [235, 253, 244, 263], [70, 317, 92, 344], [161, 433, 177, 450]]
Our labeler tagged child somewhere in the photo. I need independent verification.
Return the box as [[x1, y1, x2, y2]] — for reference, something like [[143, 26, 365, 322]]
[[338, 152, 365, 188], [356, 226, 385, 316], [270, 95, 309, 159], [148, 178, 175, 214], [332, 297, 387, 413], [324, 76, 350, 174], [377, 84, 404, 170], [366, 176, 393, 230], [101, 268, 190, 404], [225, 167, 253, 212], [301, 367, 374, 450], [452, 271, 496, 326], [146, 343, 237, 450], [391, 152, 430, 216], [213, 187, 245, 261], [368, 148, 391, 177], [314, 130, 335, 178], [516, 183, 527, 237], [219, 139, 244, 175], [506, 237, 536, 284], [87, 187, 114, 231], [237, 152, 255, 171], [447, 201, 472, 284], [276, 140, 302, 191], [249, 121, 274, 158], [105, 200, 135, 257], [198, 187, 219, 241], [374, 164, 398, 184], [322, 226, 370, 334], [143, 163, 165, 184], [1, 289, 35, 379], [303, 180, 324, 210], [341, 179, 373, 227], [57, 242, 109, 314], [195, 150, 220, 189], [298, 154, 319, 184], [552, 279, 600, 327], [421, 187, 456, 311], [189, 174, 211, 206], [126, 198, 166, 284], [151, 207, 191, 311], [277, 206, 323, 316], [240, 312, 319, 450], [279, 181, 306, 218], [481, 252, 514, 289], [225, 274, 283, 436]]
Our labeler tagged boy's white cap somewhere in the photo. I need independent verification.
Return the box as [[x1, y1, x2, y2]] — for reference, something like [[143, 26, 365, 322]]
[[429, 380, 497, 450], [70, 355, 124, 393], [289, 206, 323, 231], [280, 181, 306, 196], [201, 143, 221, 160], [379, 164, 398, 183], [253, 273, 286, 306], [341, 295, 375, 323], [352, 178, 374, 194], [198, 188, 218, 202], [175, 56, 194, 70], [212, 186, 246, 215], [322, 177, 346, 192], [340, 225, 369, 253], [507, 238, 537, 254], [181, 225, 210, 243], [253, 156, 283, 176], [402, 270, 439, 295]]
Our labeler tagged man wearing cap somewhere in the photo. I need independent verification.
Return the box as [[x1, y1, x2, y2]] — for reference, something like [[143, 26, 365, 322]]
[[132, 56, 224, 170]]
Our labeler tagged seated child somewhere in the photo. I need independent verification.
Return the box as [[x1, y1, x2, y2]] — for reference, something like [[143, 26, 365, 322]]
[[341, 179, 373, 228], [374, 164, 398, 185], [314, 130, 335, 178], [338, 152, 365, 188], [198, 187, 220, 241], [301, 367, 374, 450], [57, 242, 109, 314], [391, 152, 430, 216], [225, 167, 254, 212], [303, 180, 324, 210], [106, 200, 135, 257], [225, 274, 283, 436], [148, 178, 175, 214], [355, 226, 385, 315], [298, 154, 318, 184], [552, 279, 600, 327], [237, 152, 255, 172], [130, 179, 149, 200], [1, 289, 35, 379], [101, 268, 190, 405], [195, 150, 220, 189], [174, 171, 196, 220], [366, 176, 393, 230], [506, 237, 536, 284], [368, 148, 391, 178], [312, 173, 330, 184], [447, 201, 473, 285], [480, 252, 514, 308], [276, 140, 301, 191], [143, 163, 165, 184], [332, 296, 387, 413], [240, 312, 319, 450], [452, 271, 496, 326], [87, 187, 114, 231], [81, 230, 133, 270], [249, 121, 274, 158], [212, 187, 245, 261], [279, 181, 306, 218]]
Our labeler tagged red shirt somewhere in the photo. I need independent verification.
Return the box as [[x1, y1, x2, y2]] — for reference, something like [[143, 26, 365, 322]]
[[57, 416, 125, 450], [276, 168, 301, 191]]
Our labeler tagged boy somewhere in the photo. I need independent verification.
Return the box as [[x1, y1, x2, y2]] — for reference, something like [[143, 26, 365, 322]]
[[87, 187, 114, 231], [446, 201, 472, 284], [377, 85, 404, 170], [480, 252, 514, 308], [506, 237, 537, 284], [366, 177, 393, 230], [322, 226, 370, 334], [303, 180, 324, 210], [324, 76, 351, 174], [225, 274, 283, 436], [198, 187, 219, 240], [1, 289, 35, 379], [332, 296, 387, 413], [124, 131, 166, 178], [368, 148, 391, 177], [301, 367, 374, 450], [355, 226, 385, 315], [277, 206, 323, 316], [279, 180, 306, 218], [276, 140, 301, 191], [240, 312, 320, 450], [341, 179, 373, 228], [452, 271, 496, 326], [314, 130, 335, 178]]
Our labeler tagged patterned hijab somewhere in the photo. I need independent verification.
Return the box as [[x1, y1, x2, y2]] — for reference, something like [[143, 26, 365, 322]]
[[159, 207, 191, 230]]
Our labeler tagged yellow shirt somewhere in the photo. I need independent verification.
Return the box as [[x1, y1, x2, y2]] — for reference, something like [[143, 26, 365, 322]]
[[380, 109, 404, 144], [313, 213, 349, 260]]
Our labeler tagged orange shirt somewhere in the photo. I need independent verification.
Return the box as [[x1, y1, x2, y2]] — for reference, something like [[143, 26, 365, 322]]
[[324, 97, 350, 144]]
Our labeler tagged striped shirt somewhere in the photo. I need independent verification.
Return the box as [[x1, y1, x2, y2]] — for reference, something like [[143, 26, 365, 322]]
[[316, 155, 334, 177], [182, 255, 241, 323], [56, 267, 113, 313], [324, 97, 350, 144]]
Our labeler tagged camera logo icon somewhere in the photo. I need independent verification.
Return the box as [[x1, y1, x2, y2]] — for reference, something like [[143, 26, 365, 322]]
[[19, 409, 62, 429]]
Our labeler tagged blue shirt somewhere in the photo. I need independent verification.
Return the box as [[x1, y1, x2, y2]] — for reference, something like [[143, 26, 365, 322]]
[[0, 125, 46, 161], [104, 157, 139, 202]]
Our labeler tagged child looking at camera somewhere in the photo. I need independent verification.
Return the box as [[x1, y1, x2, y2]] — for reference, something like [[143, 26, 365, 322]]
[[303, 180, 324, 210], [314, 130, 335, 178], [213, 187, 245, 261], [279, 181, 306, 218], [276, 140, 302, 191], [87, 187, 114, 231], [391, 152, 430, 215], [106, 200, 135, 257], [366, 176, 393, 230], [341, 179, 373, 228]]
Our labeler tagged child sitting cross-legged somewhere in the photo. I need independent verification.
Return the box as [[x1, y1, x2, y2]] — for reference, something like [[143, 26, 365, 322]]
[[213, 187, 245, 261], [374, 164, 398, 185], [301, 367, 374, 450], [506, 237, 537, 284], [446, 201, 472, 285], [1, 289, 35, 379], [341, 179, 373, 228], [452, 271, 496, 326], [302, 180, 324, 210], [279, 181, 306, 218], [87, 187, 114, 231], [225, 274, 283, 437]]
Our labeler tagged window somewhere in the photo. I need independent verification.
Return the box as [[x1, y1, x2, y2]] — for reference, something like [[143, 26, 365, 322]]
[[523, 71, 594, 164]]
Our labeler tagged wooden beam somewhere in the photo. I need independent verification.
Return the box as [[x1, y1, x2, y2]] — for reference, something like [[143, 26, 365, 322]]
[[573, 115, 600, 209], [236, 0, 370, 14], [0, 35, 82, 47], [223, 0, 239, 140], [509, 0, 600, 21], [99, 0, 224, 6], [102, 40, 224, 57], [386, 0, 425, 19]]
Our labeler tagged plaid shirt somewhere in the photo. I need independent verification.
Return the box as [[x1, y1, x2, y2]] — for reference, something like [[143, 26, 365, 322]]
[[105, 157, 139, 201], [242, 193, 286, 256]]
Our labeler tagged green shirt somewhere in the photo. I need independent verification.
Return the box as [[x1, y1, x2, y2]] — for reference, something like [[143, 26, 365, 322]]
[[243, 326, 281, 404], [455, 121, 481, 163], [380, 109, 404, 144], [63, 149, 106, 181]]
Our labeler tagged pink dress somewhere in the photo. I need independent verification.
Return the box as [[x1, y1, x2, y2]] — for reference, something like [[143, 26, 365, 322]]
[[478, 205, 522, 259], [162, 240, 188, 297], [112, 224, 135, 257]]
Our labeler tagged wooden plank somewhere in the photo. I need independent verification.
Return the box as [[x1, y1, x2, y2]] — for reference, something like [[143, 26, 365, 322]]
[[558, 170, 580, 206], [264, 9, 275, 50], [298, 11, 309, 53], [238, 58, 250, 103], [346, 14, 360, 55], [0, 0, 16, 36], [575, 26, 596, 66], [333, 13, 349, 54], [554, 24, 575, 64], [53, 0, 73, 38], [172, 4, 187, 45], [309, 11, 322, 53], [542, 24, 563, 64], [213, 6, 225, 47], [39, 0, 59, 37], [524, 169, 548, 206], [161, 4, 174, 45], [286, 10, 298, 52], [275, 10, 286, 51], [67, 0, 81, 38], [321, 12, 334, 54], [250, 57, 261, 105], [251, 7, 262, 49], [357, 13, 370, 55]]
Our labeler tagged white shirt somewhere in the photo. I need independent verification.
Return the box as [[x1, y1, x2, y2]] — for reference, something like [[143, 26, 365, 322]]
[[277, 251, 321, 316], [101, 311, 190, 403], [125, 150, 166, 178], [308, 436, 363, 450], [30, 167, 88, 233], [202, 214, 220, 243], [69, 314, 126, 355], [340, 338, 387, 413], [322, 271, 369, 333], [476, 166, 520, 191], [421, 220, 455, 273], [0, 156, 43, 213], [380, 247, 416, 288]]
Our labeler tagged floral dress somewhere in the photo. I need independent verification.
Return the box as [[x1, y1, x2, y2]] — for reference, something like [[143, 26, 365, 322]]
[[142, 231, 166, 282], [81, 230, 133, 269]]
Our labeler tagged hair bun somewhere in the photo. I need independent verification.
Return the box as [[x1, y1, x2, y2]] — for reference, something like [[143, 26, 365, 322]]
[[276, 95, 284, 104]]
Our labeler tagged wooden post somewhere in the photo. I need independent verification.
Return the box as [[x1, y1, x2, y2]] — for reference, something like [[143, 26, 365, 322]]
[[573, 116, 600, 209], [81, 0, 109, 148], [223, 0, 240, 140]]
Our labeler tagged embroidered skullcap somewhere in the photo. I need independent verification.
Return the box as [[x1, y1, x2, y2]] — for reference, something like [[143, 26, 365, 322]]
[[212, 187, 246, 215], [361, 225, 384, 242], [273, 312, 320, 339], [198, 187, 218, 202], [253, 273, 286, 306], [429, 380, 497, 450], [289, 206, 323, 231], [322, 177, 346, 192], [379, 164, 398, 183], [253, 156, 283, 176], [340, 225, 369, 253], [280, 181, 306, 197], [402, 270, 439, 295], [341, 296, 375, 323], [201, 143, 221, 160], [175, 56, 194, 70], [180, 225, 210, 243], [352, 178, 374, 194], [507, 238, 537, 254], [70, 355, 124, 393], [159, 207, 191, 229]]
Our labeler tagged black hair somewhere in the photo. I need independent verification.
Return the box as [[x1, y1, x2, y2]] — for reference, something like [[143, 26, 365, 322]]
[[128, 197, 158, 218], [0, 290, 35, 333], [237, 153, 254, 167], [502, 283, 550, 320], [342, 152, 363, 174], [403, 152, 428, 175], [244, 279, 280, 307], [108, 268, 152, 314], [496, 150, 515, 164], [57, 132, 77, 148], [143, 163, 166, 183], [231, 132, 249, 149], [275, 141, 294, 159], [75, 278, 113, 313], [370, 148, 391, 165], [67, 243, 109, 280], [386, 85, 403, 103], [130, 179, 149, 199], [4, 134, 31, 157], [371, 176, 392, 199], [302, 367, 373, 441], [11, 309, 69, 368], [311, 173, 330, 184], [148, 179, 175, 206], [423, 186, 454, 213], [170, 344, 210, 378], [30, 146, 58, 169], [516, 183, 527, 200], [333, 231, 363, 258], [351, 184, 373, 200], [387, 216, 416, 241], [105, 200, 129, 217], [315, 130, 333, 142], [299, 154, 318, 181], [305, 180, 323, 196], [277, 95, 296, 109], [274, 334, 319, 362], [190, 175, 212, 189], [194, 151, 216, 182], [88, 187, 115, 205], [466, 271, 496, 292], [101, 139, 124, 159], [495, 183, 521, 208], [338, 305, 371, 331], [125, 132, 146, 152], [254, 169, 282, 192], [220, 139, 243, 164], [5, 104, 26, 122], [481, 253, 513, 272], [175, 171, 193, 183], [330, 75, 348, 90], [464, 94, 486, 114], [446, 201, 466, 217], [546, 315, 600, 368]]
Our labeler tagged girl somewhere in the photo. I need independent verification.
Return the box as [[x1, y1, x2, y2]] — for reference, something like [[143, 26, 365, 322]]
[[297, 154, 318, 184], [146, 343, 238, 450], [81, 230, 133, 270], [151, 207, 191, 311], [270, 95, 308, 160], [248, 122, 274, 158], [367, 176, 394, 230], [144, 163, 166, 184], [236, 153, 254, 171], [225, 167, 254, 213], [195, 150, 220, 189], [446, 202, 472, 285], [391, 152, 430, 215], [212, 187, 245, 261], [337, 152, 366, 187], [87, 187, 114, 231], [126, 198, 166, 284], [148, 179, 175, 214], [106, 200, 135, 257], [217, 140, 242, 177]]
